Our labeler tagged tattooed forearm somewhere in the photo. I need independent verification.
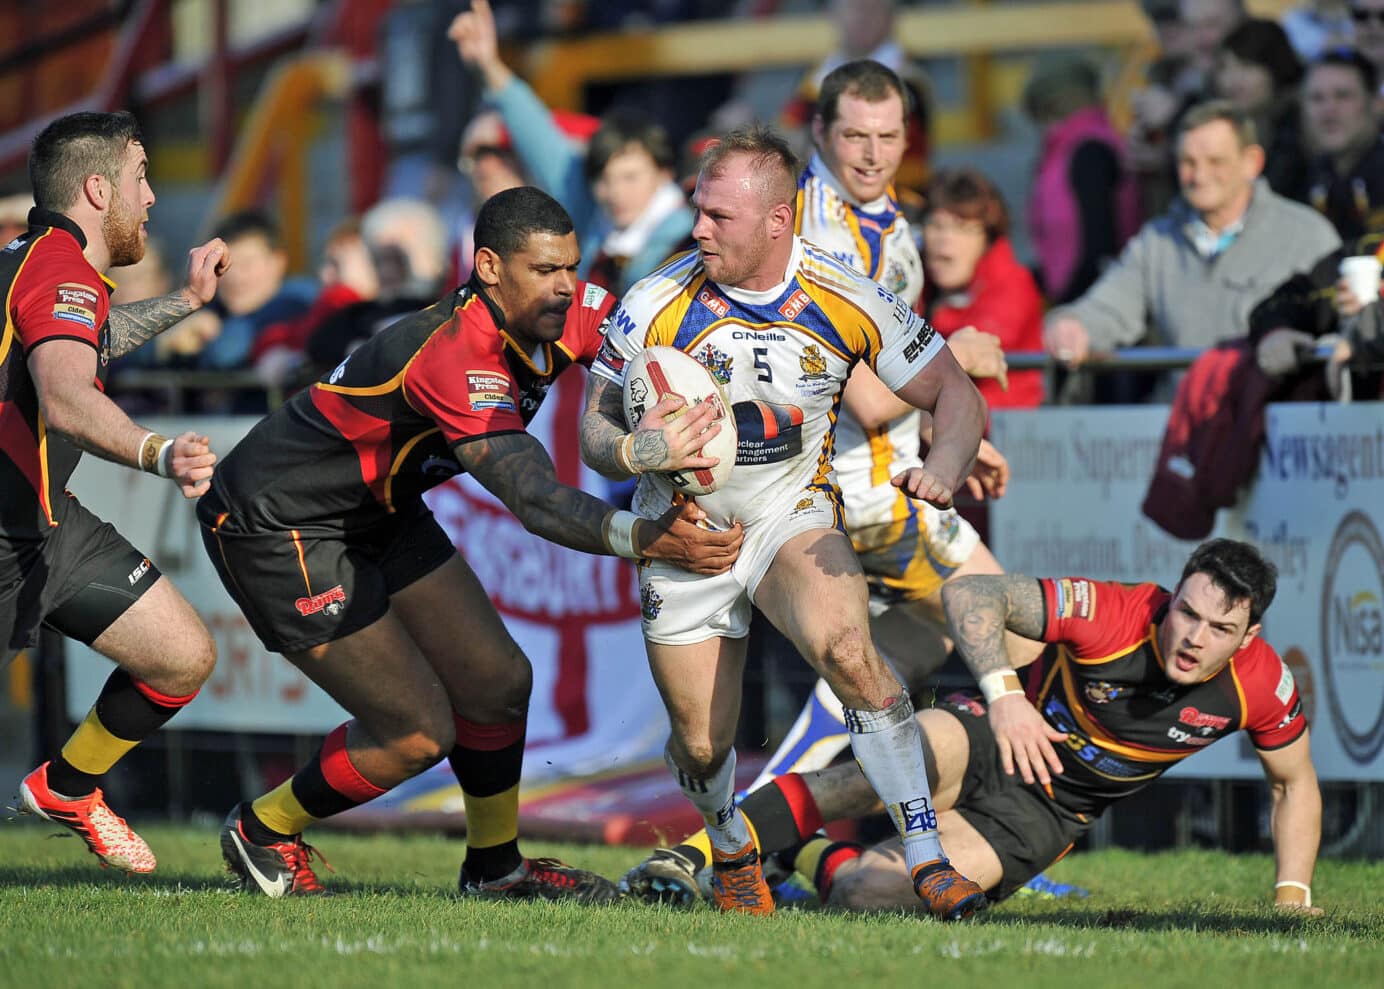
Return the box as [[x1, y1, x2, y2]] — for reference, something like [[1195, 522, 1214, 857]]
[[457, 431, 614, 555], [107, 290, 198, 358], [579, 374, 637, 479], [941, 575, 1047, 675]]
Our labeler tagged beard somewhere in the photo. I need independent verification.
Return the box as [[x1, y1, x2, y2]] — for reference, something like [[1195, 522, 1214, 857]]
[[103, 191, 145, 267]]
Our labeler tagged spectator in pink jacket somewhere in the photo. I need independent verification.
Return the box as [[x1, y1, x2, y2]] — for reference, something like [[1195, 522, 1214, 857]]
[[1023, 56, 1141, 304]]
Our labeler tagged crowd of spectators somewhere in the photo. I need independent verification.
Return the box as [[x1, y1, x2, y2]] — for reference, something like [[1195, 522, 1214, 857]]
[[100, 0, 1384, 414]]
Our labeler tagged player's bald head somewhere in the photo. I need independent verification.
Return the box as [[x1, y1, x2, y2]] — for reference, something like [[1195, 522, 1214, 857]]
[[698, 126, 800, 217]]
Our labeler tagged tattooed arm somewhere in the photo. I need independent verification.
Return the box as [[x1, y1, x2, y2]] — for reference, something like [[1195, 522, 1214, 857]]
[[579, 371, 725, 479], [108, 238, 229, 359], [456, 431, 742, 574], [940, 573, 1047, 677], [941, 573, 1068, 785]]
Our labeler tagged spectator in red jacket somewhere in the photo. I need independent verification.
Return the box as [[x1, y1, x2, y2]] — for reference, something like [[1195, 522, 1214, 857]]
[[918, 169, 1045, 411]]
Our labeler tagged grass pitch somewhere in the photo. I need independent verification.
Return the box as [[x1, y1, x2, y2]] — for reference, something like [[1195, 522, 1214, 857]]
[[1, 821, 1380, 988]]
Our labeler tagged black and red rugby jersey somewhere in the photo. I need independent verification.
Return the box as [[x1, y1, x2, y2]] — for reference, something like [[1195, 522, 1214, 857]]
[[1027, 578, 1305, 816], [0, 209, 114, 540], [208, 278, 615, 533]]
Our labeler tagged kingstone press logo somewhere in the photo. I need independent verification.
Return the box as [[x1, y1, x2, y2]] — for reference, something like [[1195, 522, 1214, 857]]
[[1320, 511, 1384, 764]]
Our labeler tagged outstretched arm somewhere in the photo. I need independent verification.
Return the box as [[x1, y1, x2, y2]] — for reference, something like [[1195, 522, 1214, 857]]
[[1257, 732, 1323, 915], [456, 430, 740, 574], [107, 238, 228, 358], [942, 574, 1067, 785]]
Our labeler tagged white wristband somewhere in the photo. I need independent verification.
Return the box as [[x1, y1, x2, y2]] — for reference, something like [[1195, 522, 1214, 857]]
[[614, 434, 639, 476], [604, 509, 641, 559], [978, 669, 1024, 704], [1274, 881, 1311, 907], [156, 438, 174, 478]]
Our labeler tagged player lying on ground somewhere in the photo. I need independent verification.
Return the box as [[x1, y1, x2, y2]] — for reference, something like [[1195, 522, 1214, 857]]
[[624, 539, 1323, 915], [200, 187, 741, 898]]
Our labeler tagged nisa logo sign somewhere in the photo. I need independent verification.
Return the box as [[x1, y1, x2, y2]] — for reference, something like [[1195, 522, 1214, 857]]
[[1320, 511, 1384, 764]]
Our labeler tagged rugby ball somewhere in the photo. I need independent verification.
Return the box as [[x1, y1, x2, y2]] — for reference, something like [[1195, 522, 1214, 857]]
[[622, 345, 737, 495]]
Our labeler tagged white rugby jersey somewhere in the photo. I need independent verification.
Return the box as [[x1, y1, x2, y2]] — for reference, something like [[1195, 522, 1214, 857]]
[[796, 152, 927, 536], [591, 237, 944, 530]]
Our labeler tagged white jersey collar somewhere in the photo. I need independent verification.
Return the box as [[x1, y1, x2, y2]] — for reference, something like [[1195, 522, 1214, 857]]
[[808, 151, 891, 213], [714, 236, 805, 306]]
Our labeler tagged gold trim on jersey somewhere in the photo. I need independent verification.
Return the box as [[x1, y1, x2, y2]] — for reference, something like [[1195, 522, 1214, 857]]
[[0, 228, 55, 380], [1063, 625, 1158, 666], [866, 425, 893, 488], [1047, 649, 1187, 764], [797, 269, 884, 365], [35, 414, 54, 526], [383, 427, 440, 513], [1227, 655, 1250, 731], [645, 275, 703, 348]]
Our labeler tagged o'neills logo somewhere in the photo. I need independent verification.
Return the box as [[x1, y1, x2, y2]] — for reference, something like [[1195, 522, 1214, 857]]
[[296, 584, 346, 617], [1320, 511, 1384, 764]]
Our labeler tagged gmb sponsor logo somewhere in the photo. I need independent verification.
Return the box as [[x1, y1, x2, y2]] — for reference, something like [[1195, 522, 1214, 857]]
[[1320, 511, 1384, 764]]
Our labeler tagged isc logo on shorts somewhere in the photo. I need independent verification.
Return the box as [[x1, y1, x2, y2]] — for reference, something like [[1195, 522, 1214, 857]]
[[127, 557, 152, 586]]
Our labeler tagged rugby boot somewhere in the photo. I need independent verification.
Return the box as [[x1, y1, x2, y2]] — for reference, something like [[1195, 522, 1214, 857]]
[[1016, 871, 1090, 899], [220, 805, 331, 897], [19, 761, 156, 874], [912, 858, 988, 920], [709, 841, 774, 915], [618, 846, 703, 906], [458, 857, 620, 903]]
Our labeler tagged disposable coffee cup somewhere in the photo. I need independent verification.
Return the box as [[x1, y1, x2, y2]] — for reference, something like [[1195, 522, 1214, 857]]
[[1339, 255, 1382, 307]]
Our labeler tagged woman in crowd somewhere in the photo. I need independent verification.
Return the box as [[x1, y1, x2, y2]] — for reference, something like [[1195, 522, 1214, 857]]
[[1023, 56, 1140, 304], [918, 168, 1045, 414], [1214, 18, 1309, 200]]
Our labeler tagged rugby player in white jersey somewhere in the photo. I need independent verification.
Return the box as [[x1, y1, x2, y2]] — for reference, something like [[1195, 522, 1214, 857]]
[[791, 59, 1035, 711], [579, 126, 989, 920], [620, 61, 1081, 909]]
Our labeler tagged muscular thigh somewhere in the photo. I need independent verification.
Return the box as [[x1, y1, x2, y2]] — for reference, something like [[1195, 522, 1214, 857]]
[[388, 553, 531, 721], [286, 609, 451, 741], [754, 528, 871, 665]]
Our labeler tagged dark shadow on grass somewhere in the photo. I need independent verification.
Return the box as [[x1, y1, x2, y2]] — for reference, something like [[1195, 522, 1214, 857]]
[[0, 864, 460, 899], [978, 905, 1374, 937]]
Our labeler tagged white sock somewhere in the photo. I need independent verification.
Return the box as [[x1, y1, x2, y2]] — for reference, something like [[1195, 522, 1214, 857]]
[[748, 678, 849, 791], [665, 744, 752, 856], [844, 694, 944, 873]]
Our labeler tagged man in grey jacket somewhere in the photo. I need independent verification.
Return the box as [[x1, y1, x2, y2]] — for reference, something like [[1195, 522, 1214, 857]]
[[1044, 100, 1340, 393]]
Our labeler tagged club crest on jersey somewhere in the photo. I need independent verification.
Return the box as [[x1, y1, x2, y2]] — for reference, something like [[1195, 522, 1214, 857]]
[[467, 370, 516, 412], [694, 342, 733, 384], [697, 287, 729, 318], [798, 343, 830, 380], [779, 288, 812, 320], [1085, 681, 1126, 704], [640, 583, 663, 622], [296, 584, 347, 617], [885, 259, 908, 295]]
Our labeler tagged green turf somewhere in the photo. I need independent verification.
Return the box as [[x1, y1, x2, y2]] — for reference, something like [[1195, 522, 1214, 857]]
[[1, 821, 1380, 988]]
